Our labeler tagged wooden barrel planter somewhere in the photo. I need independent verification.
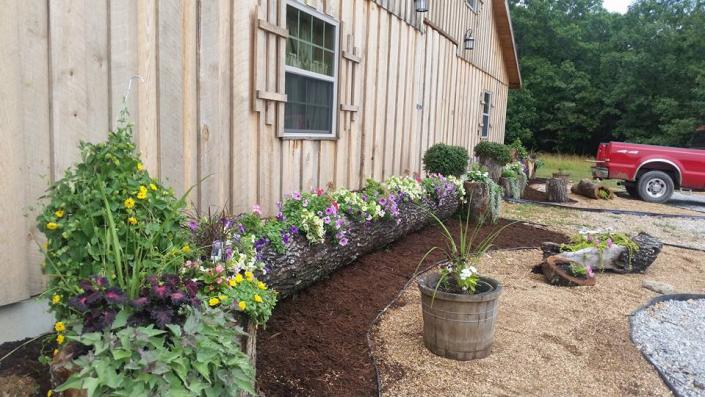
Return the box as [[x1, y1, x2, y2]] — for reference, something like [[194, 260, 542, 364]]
[[417, 271, 502, 361]]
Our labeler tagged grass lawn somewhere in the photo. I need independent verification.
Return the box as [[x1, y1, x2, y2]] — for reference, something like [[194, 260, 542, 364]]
[[534, 153, 620, 187]]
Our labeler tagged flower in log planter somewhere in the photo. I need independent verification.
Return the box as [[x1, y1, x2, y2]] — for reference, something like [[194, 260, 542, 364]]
[[463, 166, 502, 225], [473, 141, 512, 181], [416, 211, 510, 361]]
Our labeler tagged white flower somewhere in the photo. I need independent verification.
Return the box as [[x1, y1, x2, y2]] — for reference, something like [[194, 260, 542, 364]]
[[459, 268, 473, 280]]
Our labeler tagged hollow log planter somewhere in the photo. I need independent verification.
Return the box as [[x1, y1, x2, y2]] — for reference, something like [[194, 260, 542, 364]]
[[571, 178, 615, 200], [546, 177, 568, 202], [499, 174, 527, 200], [541, 256, 596, 287], [541, 233, 662, 274], [261, 195, 461, 298]]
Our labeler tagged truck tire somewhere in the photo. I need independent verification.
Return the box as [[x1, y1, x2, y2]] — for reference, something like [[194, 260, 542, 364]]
[[624, 182, 641, 199], [637, 171, 674, 203]]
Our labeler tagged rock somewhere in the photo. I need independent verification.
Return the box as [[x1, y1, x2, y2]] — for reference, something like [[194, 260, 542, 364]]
[[642, 280, 675, 295]]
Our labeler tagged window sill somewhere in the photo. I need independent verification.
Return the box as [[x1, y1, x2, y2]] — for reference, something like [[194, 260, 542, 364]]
[[280, 135, 339, 141]]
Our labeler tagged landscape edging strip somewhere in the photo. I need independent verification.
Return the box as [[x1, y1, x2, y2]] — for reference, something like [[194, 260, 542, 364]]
[[628, 293, 705, 397]]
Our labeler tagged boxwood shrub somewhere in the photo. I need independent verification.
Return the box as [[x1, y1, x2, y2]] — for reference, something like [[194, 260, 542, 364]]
[[423, 143, 469, 177], [473, 141, 512, 165]]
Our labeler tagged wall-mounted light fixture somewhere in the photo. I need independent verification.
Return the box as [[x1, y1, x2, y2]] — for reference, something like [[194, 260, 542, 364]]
[[464, 29, 475, 51], [415, 0, 429, 12]]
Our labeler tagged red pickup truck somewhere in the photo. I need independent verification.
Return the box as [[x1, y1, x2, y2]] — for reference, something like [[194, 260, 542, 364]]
[[592, 142, 705, 203]]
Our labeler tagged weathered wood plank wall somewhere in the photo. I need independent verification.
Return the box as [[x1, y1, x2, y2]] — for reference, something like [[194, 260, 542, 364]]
[[0, 0, 512, 305]]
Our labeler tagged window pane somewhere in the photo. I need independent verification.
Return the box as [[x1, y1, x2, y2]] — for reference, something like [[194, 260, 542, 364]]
[[483, 93, 491, 113], [482, 115, 490, 137], [287, 6, 298, 38], [285, 73, 334, 134], [299, 42, 312, 70], [323, 51, 334, 76], [313, 18, 324, 46], [286, 38, 299, 67], [299, 11, 312, 42], [324, 24, 335, 50]]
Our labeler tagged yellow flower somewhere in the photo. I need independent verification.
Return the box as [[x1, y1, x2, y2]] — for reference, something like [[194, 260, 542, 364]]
[[181, 245, 191, 254], [208, 297, 220, 307], [124, 197, 135, 209], [47, 390, 53, 397], [136, 187, 147, 200], [149, 183, 158, 191], [51, 294, 61, 305], [228, 278, 237, 287], [54, 209, 64, 218], [219, 294, 228, 301], [254, 294, 263, 303], [245, 271, 254, 281], [257, 281, 267, 290], [54, 321, 65, 332], [234, 274, 244, 283], [238, 301, 247, 310], [128, 216, 138, 225], [56, 334, 64, 345], [136, 162, 144, 171], [52, 349, 58, 356], [46, 222, 59, 230]]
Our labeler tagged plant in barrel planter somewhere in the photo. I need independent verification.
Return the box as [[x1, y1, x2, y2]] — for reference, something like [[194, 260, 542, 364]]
[[416, 211, 509, 361], [473, 141, 512, 181]]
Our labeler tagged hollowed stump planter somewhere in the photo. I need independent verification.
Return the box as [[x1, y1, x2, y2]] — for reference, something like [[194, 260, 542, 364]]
[[417, 271, 502, 361]]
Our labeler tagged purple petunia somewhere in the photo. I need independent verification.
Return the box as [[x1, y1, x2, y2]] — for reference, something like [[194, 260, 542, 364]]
[[322, 216, 331, 224], [339, 237, 349, 247], [276, 212, 285, 221], [105, 288, 127, 305], [292, 191, 302, 200], [289, 225, 300, 235], [188, 220, 199, 232]]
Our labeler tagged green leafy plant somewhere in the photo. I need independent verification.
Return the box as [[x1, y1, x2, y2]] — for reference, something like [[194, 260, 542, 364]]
[[473, 141, 512, 165], [38, 121, 192, 318], [561, 232, 639, 270], [509, 138, 529, 160], [423, 143, 470, 177], [55, 308, 255, 397]]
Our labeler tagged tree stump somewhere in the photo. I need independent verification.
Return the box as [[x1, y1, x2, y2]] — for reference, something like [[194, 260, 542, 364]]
[[546, 177, 568, 202], [464, 181, 500, 225], [478, 157, 503, 182], [620, 233, 663, 273], [571, 179, 615, 200]]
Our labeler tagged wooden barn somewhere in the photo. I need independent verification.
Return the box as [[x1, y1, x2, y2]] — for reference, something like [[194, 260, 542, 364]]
[[0, 0, 520, 336]]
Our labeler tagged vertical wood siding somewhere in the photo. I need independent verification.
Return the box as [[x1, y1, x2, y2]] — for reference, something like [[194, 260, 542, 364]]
[[0, 0, 512, 305]]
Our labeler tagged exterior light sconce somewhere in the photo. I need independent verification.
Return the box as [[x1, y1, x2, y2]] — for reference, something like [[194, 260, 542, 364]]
[[415, 0, 429, 12], [464, 29, 476, 51]]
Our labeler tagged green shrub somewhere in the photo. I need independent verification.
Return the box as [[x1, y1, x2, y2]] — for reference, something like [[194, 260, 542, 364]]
[[473, 141, 512, 165], [423, 143, 469, 177], [509, 139, 529, 160], [38, 122, 192, 318]]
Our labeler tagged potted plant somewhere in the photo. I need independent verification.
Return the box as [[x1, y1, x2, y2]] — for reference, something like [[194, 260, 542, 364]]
[[473, 141, 512, 181], [416, 211, 509, 360]]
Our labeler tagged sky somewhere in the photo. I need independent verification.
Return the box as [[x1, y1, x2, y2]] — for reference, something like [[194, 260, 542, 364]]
[[602, 0, 632, 13]]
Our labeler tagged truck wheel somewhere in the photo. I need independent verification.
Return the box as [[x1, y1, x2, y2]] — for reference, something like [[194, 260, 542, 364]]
[[624, 182, 640, 199], [637, 171, 674, 203]]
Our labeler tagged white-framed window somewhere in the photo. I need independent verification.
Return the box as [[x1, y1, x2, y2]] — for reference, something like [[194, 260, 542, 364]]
[[284, 1, 339, 139], [481, 91, 492, 138], [466, 0, 478, 11]]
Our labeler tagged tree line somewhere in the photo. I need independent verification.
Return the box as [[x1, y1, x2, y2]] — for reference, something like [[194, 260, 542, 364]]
[[506, 0, 705, 154]]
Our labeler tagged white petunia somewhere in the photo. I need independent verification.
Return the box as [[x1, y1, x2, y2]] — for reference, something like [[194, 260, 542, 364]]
[[459, 268, 473, 280]]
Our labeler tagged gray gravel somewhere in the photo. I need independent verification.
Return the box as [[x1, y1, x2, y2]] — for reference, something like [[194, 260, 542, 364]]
[[631, 299, 705, 397]]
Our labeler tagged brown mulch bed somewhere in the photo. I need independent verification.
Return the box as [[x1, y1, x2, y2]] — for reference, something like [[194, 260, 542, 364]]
[[256, 218, 569, 396], [0, 336, 54, 396]]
